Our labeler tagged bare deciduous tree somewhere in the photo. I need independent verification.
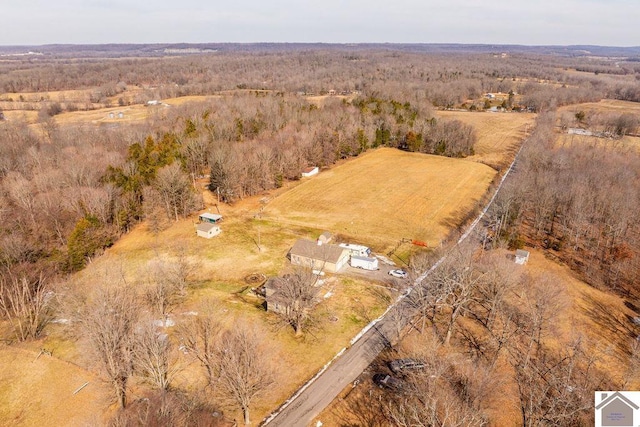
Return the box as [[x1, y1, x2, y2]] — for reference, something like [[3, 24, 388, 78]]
[[132, 321, 178, 391], [77, 286, 139, 408], [213, 321, 276, 425], [179, 309, 223, 386], [271, 268, 320, 336], [0, 273, 52, 341]]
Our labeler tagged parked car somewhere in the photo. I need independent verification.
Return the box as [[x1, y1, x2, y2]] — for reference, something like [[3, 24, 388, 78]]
[[389, 358, 426, 374], [388, 269, 408, 279], [372, 373, 405, 391]]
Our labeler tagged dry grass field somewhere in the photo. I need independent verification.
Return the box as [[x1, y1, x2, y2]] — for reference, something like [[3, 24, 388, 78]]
[[263, 147, 497, 254], [436, 110, 536, 169], [559, 98, 640, 115], [557, 99, 640, 151], [0, 344, 111, 426]]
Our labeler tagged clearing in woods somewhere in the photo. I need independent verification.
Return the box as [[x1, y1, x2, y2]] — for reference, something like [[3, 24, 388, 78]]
[[435, 110, 536, 169], [263, 147, 497, 253]]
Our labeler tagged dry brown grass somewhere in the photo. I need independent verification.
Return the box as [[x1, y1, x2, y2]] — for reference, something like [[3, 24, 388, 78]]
[[263, 147, 496, 254], [0, 344, 112, 426], [559, 99, 640, 115], [436, 110, 536, 169]]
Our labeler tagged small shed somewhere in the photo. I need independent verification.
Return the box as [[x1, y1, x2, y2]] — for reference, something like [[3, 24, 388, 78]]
[[318, 231, 333, 244], [301, 166, 319, 177], [199, 213, 223, 224], [197, 222, 221, 239], [515, 249, 530, 265]]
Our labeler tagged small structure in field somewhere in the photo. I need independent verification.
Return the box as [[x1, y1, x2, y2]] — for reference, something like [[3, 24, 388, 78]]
[[196, 222, 221, 239], [301, 166, 319, 177], [515, 249, 530, 265], [199, 213, 223, 224], [318, 231, 333, 244], [289, 239, 349, 273], [147, 100, 161, 106], [117, 112, 124, 119], [108, 112, 115, 119]]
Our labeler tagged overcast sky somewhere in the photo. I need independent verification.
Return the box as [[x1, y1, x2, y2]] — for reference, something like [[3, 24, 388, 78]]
[[2, 0, 638, 46]]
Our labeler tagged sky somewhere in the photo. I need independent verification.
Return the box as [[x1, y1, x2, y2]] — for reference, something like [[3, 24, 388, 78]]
[[1, 0, 638, 46]]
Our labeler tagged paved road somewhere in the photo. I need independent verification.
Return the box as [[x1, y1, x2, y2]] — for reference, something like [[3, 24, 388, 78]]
[[263, 302, 404, 427], [262, 132, 528, 427]]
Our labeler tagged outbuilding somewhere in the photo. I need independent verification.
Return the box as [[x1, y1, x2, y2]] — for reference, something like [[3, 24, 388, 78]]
[[301, 166, 319, 177], [196, 222, 221, 239], [199, 213, 223, 224], [515, 249, 530, 265]]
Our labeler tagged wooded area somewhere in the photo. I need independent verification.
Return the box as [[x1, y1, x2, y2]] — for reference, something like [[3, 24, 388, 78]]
[[1, 44, 640, 425]]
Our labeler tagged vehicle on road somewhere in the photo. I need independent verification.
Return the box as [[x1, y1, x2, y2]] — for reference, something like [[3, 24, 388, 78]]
[[372, 373, 405, 391], [389, 358, 426, 374], [388, 269, 408, 279]]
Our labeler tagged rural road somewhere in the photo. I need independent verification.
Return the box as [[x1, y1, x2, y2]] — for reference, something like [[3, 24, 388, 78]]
[[262, 131, 528, 427]]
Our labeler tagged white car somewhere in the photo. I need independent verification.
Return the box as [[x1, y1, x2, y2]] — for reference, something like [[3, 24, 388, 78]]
[[388, 269, 408, 279]]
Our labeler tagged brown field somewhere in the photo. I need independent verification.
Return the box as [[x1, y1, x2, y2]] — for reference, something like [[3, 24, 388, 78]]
[[263, 147, 496, 254], [559, 98, 640, 115], [0, 344, 111, 426], [436, 110, 536, 169]]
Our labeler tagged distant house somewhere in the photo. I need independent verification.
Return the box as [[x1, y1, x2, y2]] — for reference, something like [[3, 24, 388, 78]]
[[196, 222, 221, 239], [515, 249, 530, 265], [301, 166, 319, 178], [199, 213, 223, 224], [289, 239, 349, 273], [147, 100, 161, 106], [596, 392, 638, 426]]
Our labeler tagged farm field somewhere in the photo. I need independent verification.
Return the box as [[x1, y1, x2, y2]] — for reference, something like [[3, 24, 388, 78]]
[[0, 344, 111, 426], [436, 110, 536, 169], [559, 99, 640, 115], [263, 147, 497, 254]]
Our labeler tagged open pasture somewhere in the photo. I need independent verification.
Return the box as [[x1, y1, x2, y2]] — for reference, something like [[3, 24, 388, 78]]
[[436, 110, 536, 169], [263, 147, 496, 253]]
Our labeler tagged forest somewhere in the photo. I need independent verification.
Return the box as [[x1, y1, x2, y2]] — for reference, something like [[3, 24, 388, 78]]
[[1, 44, 640, 425]]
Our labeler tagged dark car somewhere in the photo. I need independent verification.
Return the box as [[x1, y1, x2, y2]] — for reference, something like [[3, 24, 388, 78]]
[[372, 373, 405, 391], [389, 358, 426, 374]]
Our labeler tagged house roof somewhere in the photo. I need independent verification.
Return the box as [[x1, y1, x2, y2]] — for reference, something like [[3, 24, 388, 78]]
[[199, 213, 222, 221], [595, 391, 640, 410], [515, 249, 530, 258], [302, 166, 318, 173], [319, 231, 332, 240], [290, 239, 347, 264], [197, 222, 218, 232]]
